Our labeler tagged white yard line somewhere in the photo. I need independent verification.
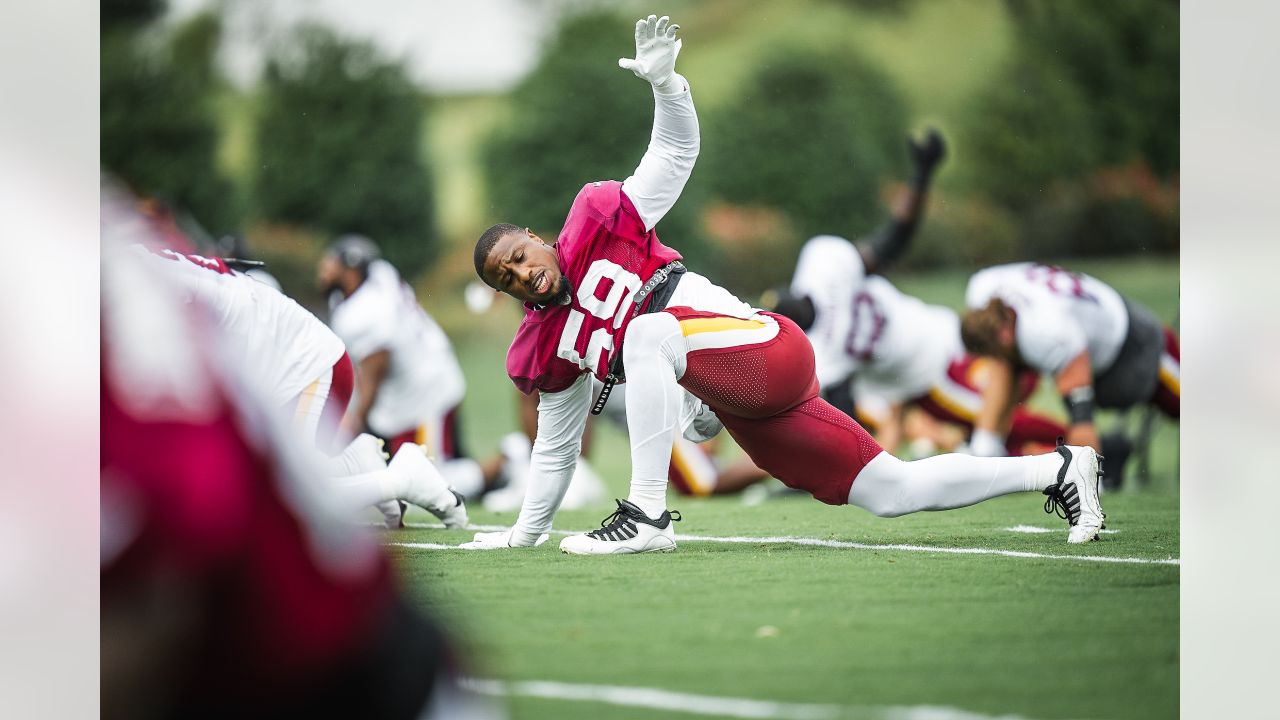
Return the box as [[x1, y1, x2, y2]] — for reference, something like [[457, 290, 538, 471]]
[[390, 523, 1178, 566], [1003, 520, 1116, 532], [462, 677, 1043, 720]]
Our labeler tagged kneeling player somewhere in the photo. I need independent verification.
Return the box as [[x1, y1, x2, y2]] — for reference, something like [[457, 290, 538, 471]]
[[463, 15, 1104, 553], [960, 262, 1179, 480]]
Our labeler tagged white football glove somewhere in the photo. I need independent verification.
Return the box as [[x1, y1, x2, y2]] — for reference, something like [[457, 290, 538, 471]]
[[458, 529, 549, 550], [618, 14, 682, 90]]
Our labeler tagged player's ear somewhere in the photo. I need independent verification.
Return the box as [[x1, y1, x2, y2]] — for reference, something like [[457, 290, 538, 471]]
[[526, 228, 544, 245]]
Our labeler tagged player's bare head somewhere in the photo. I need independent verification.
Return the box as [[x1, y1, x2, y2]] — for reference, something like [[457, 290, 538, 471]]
[[960, 298, 1017, 360], [319, 234, 380, 296], [475, 223, 565, 305]]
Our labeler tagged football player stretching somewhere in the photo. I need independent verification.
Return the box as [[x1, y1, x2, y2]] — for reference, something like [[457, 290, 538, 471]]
[[466, 15, 1105, 553]]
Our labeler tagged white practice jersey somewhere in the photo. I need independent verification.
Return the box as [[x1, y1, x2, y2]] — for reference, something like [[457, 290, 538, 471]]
[[790, 235, 959, 400], [127, 245, 345, 408], [329, 260, 466, 437], [964, 262, 1129, 376]]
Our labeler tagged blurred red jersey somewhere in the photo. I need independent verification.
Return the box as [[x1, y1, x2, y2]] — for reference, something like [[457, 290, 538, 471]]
[[506, 181, 682, 394], [101, 248, 391, 700]]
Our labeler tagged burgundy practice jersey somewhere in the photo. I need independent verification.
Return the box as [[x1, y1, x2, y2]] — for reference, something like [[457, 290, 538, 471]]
[[506, 181, 682, 394]]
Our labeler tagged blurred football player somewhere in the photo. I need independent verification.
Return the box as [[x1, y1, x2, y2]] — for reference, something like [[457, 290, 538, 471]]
[[960, 262, 1179, 475], [774, 236, 1065, 459], [463, 15, 1106, 553], [101, 217, 492, 720], [112, 194, 467, 530], [319, 236, 492, 501]]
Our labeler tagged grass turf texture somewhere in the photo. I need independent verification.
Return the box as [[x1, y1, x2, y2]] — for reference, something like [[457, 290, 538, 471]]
[[389, 255, 1178, 718], [392, 493, 1178, 720]]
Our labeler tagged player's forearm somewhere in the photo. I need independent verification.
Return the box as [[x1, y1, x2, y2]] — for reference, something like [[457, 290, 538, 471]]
[[857, 179, 927, 275], [623, 73, 700, 231], [511, 439, 581, 543], [858, 129, 945, 274], [974, 359, 1015, 435], [510, 377, 592, 543]]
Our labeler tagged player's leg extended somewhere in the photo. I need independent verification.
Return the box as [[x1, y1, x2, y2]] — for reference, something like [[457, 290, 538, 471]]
[[675, 310, 1105, 542]]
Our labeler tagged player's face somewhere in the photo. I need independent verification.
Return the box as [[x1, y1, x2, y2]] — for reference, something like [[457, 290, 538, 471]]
[[317, 254, 343, 294], [484, 229, 563, 304]]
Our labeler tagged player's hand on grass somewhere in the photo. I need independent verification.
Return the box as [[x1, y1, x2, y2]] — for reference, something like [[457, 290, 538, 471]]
[[907, 127, 947, 181], [459, 529, 549, 549], [619, 14, 682, 91]]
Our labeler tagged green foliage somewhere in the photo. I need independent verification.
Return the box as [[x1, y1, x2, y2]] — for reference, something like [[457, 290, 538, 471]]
[[961, 57, 1100, 211], [480, 12, 705, 262], [100, 12, 237, 234], [253, 25, 437, 277], [1007, 0, 1179, 176], [101, 0, 164, 32], [699, 44, 908, 291], [959, 0, 1179, 259]]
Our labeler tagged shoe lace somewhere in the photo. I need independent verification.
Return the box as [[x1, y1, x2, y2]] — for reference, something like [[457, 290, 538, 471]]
[[1042, 485, 1070, 522], [1042, 441, 1078, 526], [588, 504, 634, 539]]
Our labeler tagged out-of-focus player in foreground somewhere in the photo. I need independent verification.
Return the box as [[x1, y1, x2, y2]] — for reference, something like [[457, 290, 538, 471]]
[[320, 236, 492, 502], [101, 218, 493, 719], [108, 186, 468, 531], [960, 263, 1179, 470], [463, 15, 1106, 553]]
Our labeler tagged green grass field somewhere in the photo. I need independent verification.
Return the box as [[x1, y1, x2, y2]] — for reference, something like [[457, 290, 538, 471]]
[[394, 492, 1177, 720], [386, 256, 1179, 719]]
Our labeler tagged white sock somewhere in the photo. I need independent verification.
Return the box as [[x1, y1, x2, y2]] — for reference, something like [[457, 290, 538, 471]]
[[622, 313, 685, 519], [848, 450, 1060, 517], [330, 468, 404, 512]]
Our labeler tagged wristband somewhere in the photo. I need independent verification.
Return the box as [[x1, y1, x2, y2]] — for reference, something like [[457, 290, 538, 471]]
[[1062, 386, 1096, 425]]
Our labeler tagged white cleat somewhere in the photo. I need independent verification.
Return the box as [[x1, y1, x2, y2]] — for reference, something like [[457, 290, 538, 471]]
[[346, 433, 389, 473], [1043, 443, 1106, 544], [559, 499, 681, 555], [389, 443, 469, 529]]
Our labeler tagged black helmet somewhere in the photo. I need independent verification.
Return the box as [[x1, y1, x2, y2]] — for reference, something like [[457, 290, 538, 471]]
[[327, 234, 381, 273]]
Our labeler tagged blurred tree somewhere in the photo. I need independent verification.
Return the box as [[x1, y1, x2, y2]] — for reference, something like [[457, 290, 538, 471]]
[[700, 44, 908, 291], [480, 11, 707, 266], [1007, 0, 1179, 177], [253, 25, 437, 277], [101, 0, 164, 33], [962, 0, 1178, 258], [101, 10, 238, 234], [961, 57, 1100, 211]]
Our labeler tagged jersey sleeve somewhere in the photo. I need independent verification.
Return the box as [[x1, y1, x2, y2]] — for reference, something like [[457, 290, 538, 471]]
[[1015, 308, 1088, 375], [510, 374, 593, 543], [560, 181, 649, 250], [620, 74, 699, 232], [332, 295, 397, 362]]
